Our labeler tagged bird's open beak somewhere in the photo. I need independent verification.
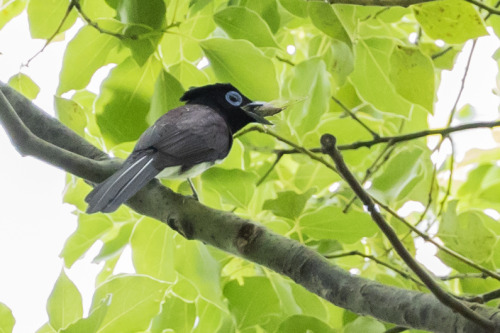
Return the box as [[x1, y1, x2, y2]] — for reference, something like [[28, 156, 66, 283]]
[[242, 101, 284, 125]]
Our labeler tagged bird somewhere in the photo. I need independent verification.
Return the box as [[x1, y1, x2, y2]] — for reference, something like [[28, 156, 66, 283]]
[[85, 83, 280, 213]]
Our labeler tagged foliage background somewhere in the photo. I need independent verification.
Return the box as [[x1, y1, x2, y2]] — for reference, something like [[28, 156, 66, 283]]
[[1, 0, 500, 332]]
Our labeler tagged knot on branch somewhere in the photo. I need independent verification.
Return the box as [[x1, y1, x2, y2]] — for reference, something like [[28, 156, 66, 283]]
[[320, 134, 337, 152]]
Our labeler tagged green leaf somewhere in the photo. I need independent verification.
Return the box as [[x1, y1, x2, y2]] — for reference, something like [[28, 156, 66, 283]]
[[243, 0, 281, 33], [389, 45, 435, 113], [0, 0, 26, 30], [46, 270, 83, 330], [60, 214, 113, 267], [439, 207, 497, 264], [35, 323, 56, 333], [58, 23, 129, 94], [27, 0, 77, 39], [61, 295, 111, 333], [54, 96, 87, 136], [146, 69, 184, 125], [174, 241, 224, 307], [169, 61, 210, 88], [200, 38, 279, 101], [214, 6, 279, 48], [193, 299, 228, 332], [349, 38, 416, 117], [344, 317, 385, 333], [95, 56, 162, 145], [263, 189, 315, 220], [90, 275, 168, 333], [279, 0, 308, 18], [370, 145, 432, 205], [413, 0, 487, 44], [0, 302, 15, 333], [288, 57, 330, 140], [7, 73, 40, 100], [116, 0, 166, 65], [308, 2, 350, 44], [94, 222, 134, 262], [150, 295, 196, 333], [131, 218, 176, 283], [278, 315, 334, 333], [223, 277, 281, 330], [201, 168, 257, 209], [300, 206, 378, 243]]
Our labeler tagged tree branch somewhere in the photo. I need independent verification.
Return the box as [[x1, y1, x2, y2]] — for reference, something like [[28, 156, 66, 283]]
[[323, 0, 434, 6], [1, 84, 500, 332], [320, 133, 495, 331], [0, 84, 120, 181], [268, 120, 500, 155]]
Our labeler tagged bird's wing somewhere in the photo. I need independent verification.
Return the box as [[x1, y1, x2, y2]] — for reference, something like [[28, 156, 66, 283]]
[[136, 105, 232, 168], [85, 105, 232, 213]]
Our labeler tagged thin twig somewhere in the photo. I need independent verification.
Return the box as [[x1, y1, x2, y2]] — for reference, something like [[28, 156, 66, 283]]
[[276, 55, 295, 66], [332, 96, 379, 139], [71, 0, 129, 40], [377, 201, 500, 281], [467, 0, 500, 15], [320, 134, 494, 331], [240, 126, 338, 173], [326, 250, 425, 287], [447, 40, 477, 127], [24, 2, 75, 66], [269, 120, 500, 154], [257, 152, 284, 186]]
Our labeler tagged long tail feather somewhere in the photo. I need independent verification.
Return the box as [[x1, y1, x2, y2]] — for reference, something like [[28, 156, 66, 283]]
[[85, 153, 159, 213]]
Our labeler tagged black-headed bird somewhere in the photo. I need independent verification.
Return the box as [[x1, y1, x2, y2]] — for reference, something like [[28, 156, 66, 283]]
[[85, 83, 280, 213]]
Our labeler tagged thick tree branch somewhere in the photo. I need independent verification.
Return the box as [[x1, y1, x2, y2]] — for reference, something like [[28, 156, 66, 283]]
[[320, 133, 495, 331], [2, 84, 500, 332], [0, 85, 120, 181]]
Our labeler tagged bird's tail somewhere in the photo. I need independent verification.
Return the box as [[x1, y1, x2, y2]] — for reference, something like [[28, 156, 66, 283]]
[[85, 152, 160, 213]]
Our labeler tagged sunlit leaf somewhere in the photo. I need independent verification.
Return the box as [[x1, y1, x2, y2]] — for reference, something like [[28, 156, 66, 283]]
[[0, 0, 26, 29], [131, 218, 176, 283], [308, 2, 350, 44], [54, 96, 86, 136], [60, 214, 113, 267], [95, 56, 162, 145], [7, 73, 39, 100], [0, 302, 15, 333], [214, 6, 279, 48], [224, 277, 281, 330], [300, 206, 378, 243], [58, 23, 128, 94], [46, 270, 83, 330], [389, 45, 435, 113], [200, 38, 279, 100], [278, 315, 334, 333], [90, 275, 167, 333], [27, 0, 77, 39], [413, 0, 487, 44]]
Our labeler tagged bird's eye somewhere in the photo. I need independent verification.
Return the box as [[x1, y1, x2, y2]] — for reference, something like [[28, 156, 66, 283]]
[[225, 91, 243, 106]]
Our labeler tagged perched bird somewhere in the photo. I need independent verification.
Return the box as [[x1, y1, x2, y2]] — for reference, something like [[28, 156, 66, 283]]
[[85, 83, 280, 213]]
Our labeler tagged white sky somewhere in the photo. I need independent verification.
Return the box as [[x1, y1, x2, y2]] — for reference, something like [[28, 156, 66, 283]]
[[0, 11, 499, 333]]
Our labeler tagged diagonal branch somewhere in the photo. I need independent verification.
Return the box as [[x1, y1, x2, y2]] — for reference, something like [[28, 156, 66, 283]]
[[320, 133, 495, 331]]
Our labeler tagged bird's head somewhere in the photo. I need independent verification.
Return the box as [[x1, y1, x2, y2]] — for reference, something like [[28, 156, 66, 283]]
[[180, 83, 282, 132]]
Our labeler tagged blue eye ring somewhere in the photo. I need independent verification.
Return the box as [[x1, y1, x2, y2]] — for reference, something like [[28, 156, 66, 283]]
[[225, 91, 243, 106]]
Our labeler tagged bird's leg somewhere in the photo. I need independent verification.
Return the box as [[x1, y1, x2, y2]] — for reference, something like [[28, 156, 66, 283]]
[[187, 178, 199, 201]]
